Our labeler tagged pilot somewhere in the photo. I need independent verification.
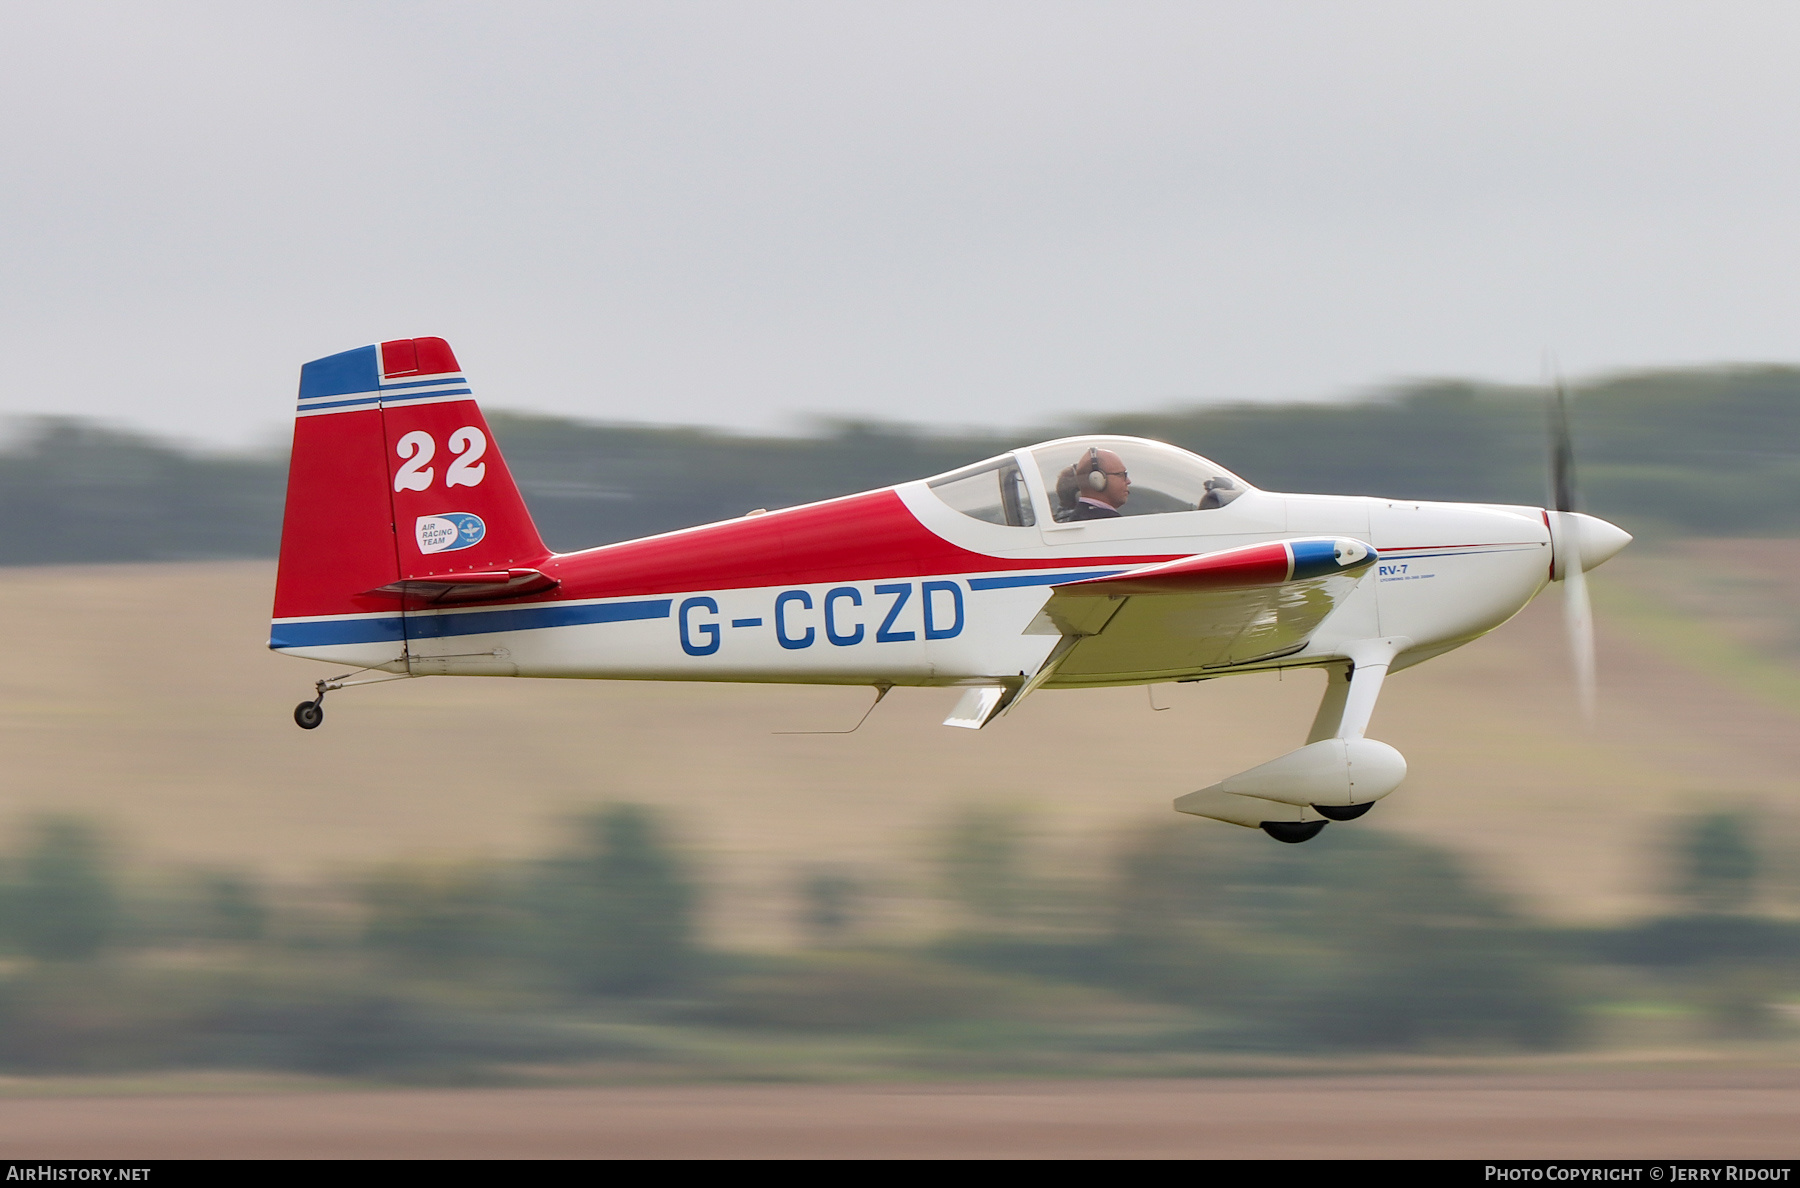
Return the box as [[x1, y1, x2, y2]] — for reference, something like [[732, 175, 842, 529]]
[[1057, 447, 1130, 520]]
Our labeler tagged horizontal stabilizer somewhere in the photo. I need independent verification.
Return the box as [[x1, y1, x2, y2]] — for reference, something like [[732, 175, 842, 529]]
[[364, 568, 559, 604]]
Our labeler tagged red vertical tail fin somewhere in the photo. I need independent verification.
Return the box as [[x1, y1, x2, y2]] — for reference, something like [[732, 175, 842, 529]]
[[271, 337, 548, 651]]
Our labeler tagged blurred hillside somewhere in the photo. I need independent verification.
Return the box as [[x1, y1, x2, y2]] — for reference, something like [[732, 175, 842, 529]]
[[6, 554, 1800, 930], [0, 733, 1793, 1080], [7, 364, 1800, 563]]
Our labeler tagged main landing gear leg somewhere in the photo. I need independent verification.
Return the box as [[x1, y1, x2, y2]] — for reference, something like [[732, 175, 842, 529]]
[[1295, 641, 1404, 827], [1172, 638, 1413, 842]]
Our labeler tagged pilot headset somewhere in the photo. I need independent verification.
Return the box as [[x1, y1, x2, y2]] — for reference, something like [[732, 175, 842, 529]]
[[1084, 447, 1109, 492]]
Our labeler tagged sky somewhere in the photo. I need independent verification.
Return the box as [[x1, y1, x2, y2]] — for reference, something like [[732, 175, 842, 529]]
[[5, 2, 1800, 447]]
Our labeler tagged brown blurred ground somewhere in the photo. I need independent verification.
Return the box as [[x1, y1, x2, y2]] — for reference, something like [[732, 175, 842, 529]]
[[1, 1072, 1796, 1158], [0, 550, 1796, 940]]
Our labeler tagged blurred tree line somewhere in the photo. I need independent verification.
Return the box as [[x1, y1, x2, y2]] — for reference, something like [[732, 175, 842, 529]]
[[7, 364, 1800, 563], [0, 803, 1792, 1079]]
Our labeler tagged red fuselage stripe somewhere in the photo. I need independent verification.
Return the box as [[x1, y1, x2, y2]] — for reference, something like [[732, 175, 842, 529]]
[[517, 489, 1181, 605]]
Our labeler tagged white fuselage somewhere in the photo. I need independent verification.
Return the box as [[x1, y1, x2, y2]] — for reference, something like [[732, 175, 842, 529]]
[[280, 481, 1557, 691]]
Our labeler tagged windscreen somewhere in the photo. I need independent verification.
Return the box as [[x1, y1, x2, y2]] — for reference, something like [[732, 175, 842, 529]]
[[926, 455, 1037, 527]]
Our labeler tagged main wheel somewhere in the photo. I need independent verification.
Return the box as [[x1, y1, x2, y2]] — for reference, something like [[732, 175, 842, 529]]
[[1312, 802, 1373, 822], [1260, 820, 1327, 844], [293, 700, 324, 730]]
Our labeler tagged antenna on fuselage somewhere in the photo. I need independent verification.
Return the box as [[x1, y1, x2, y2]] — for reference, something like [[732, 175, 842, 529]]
[[773, 684, 892, 735]]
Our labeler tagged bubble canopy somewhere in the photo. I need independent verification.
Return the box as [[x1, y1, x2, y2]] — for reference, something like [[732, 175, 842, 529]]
[[924, 437, 1248, 526]]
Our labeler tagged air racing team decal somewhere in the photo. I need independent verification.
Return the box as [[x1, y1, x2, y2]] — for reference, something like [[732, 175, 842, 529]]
[[416, 512, 487, 554]]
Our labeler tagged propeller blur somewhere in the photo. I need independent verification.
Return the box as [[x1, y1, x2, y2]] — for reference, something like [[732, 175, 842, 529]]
[[271, 338, 1631, 843], [1549, 375, 1597, 720]]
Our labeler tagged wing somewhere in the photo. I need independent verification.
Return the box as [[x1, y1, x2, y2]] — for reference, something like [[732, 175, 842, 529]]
[[1027, 537, 1377, 689]]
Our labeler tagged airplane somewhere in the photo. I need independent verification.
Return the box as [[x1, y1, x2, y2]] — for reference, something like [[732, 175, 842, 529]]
[[271, 337, 1631, 843]]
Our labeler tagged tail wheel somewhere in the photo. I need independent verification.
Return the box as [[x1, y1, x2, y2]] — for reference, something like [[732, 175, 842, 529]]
[[293, 701, 324, 730]]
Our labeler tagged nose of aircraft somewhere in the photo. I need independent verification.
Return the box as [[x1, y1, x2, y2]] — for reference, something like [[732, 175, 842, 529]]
[[1572, 512, 1632, 571]]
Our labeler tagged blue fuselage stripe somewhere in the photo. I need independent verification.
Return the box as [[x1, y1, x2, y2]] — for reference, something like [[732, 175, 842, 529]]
[[271, 598, 673, 649], [270, 617, 406, 648], [406, 598, 671, 640], [966, 569, 1126, 590], [275, 567, 1176, 649]]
